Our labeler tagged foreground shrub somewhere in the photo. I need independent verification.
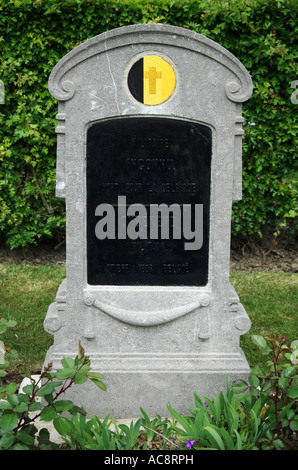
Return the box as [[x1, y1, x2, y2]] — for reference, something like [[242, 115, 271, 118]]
[[167, 382, 269, 450], [0, 319, 106, 450], [166, 335, 297, 450], [240, 334, 298, 450], [1, 318, 297, 450]]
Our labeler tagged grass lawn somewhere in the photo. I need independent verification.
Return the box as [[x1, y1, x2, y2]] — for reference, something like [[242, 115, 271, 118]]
[[231, 272, 297, 366], [0, 263, 297, 373], [0, 263, 66, 372]]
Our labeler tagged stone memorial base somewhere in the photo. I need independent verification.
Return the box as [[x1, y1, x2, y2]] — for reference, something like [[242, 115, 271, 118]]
[[44, 350, 250, 418], [44, 278, 251, 419]]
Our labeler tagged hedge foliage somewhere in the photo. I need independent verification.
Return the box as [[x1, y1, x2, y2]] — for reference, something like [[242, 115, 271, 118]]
[[0, 0, 297, 249]]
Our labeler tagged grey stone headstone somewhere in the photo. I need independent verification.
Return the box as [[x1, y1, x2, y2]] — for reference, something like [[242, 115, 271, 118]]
[[44, 24, 252, 418]]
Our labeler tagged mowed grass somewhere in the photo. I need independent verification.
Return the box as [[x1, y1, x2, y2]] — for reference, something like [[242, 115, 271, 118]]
[[231, 271, 298, 367], [0, 263, 297, 372], [0, 263, 66, 372]]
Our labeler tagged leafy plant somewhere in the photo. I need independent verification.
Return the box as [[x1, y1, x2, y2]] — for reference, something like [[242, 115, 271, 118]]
[[0, 318, 106, 450], [167, 379, 269, 450], [53, 410, 179, 451], [1, 314, 297, 450], [114, 418, 143, 450], [54, 415, 146, 450], [139, 407, 171, 448], [54, 413, 118, 450], [238, 334, 298, 450]]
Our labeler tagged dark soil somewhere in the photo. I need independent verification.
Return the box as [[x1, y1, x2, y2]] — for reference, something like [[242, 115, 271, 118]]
[[230, 231, 297, 273]]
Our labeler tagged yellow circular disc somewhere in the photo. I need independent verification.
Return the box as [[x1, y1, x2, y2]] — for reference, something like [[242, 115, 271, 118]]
[[127, 55, 176, 105]]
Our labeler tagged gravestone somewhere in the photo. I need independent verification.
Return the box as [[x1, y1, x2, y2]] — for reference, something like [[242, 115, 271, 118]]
[[44, 24, 253, 418]]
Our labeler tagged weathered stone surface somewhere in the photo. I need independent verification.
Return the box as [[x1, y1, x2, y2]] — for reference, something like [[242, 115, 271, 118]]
[[44, 24, 252, 418]]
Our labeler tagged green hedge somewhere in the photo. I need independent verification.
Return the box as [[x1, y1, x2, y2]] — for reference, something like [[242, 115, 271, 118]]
[[0, 0, 297, 249]]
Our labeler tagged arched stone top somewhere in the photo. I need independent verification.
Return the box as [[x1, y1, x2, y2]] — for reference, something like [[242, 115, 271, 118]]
[[48, 23, 253, 103]]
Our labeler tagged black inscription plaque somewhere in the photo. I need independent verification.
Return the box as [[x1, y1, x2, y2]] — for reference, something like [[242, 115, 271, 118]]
[[87, 117, 211, 286]]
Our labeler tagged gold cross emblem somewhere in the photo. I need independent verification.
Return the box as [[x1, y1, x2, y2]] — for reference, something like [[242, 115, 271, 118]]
[[144, 67, 162, 95], [127, 55, 176, 105]]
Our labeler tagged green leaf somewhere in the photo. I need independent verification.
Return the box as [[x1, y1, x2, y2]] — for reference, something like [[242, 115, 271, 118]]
[[0, 432, 15, 449], [88, 371, 104, 380], [22, 367, 32, 378], [53, 416, 72, 437], [13, 402, 28, 413], [221, 427, 237, 450], [251, 335, 269, 351], [273, 439, 285, 449], [73, 372, 88, 384], [0, 401, 13, 410], [36, 383, 55, 397], [250, 365, 263, 376], [40, 406, 57, 421], [37, 427, 58, 450], [262, 381, 272, 393], [203, 397, 217, 416], [16, 429, 35, 446], [7, 394, 19, 407], [286, 409, 295, 420], [5, 382, 18, 395], [233, 430, 243, 450], [51, 380, 63, 388], [10, 443, 29, 450], [28, 401, 42, 412], [18, 393, 30, 404], [167, 403, 194, 436], [211, 425, 235, 450], [287, 384, 298, 399], [249, 375, 260, 388], [283, 366, 297, 378], [90, 378, 107, 391], [274, 402, 292, 422], [38, 427, 50, 443], [5, 320, 17, 328], [225, 402, 240, 435], [278, 377, 290, 388], [68, 404, 86, 417], [231, 380, 249, 394], [44, 393, 54, 404], [61, 357, 75, 368], [22, 384, 34, 395], [290, 420, 298, 432], [54, 400, 74, 412], [204, 426, 225, 450], [0, 412, 18, 431], [56, 368, 76, 380]]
